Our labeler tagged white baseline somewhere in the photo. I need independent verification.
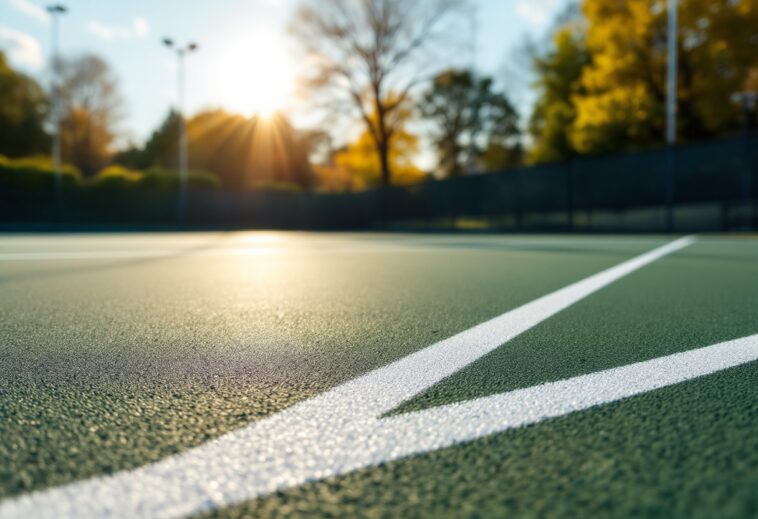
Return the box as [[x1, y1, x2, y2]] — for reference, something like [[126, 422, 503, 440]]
[[5, 236, 755, 519]]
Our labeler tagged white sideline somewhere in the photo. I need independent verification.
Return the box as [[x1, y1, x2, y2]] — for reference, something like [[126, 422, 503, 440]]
[[0, 238, 675, 261], [4, 236, 746, 519], [0, 247, 452, 260]]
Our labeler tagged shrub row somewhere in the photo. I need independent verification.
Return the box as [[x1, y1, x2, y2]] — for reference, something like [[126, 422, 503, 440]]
[[0, 156, 80, 190], [0, 157, 220, 193], [91, 165, 220, 191]]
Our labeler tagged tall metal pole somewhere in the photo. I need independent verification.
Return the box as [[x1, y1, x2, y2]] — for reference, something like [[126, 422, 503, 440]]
[[47, 5, 67, 198], [163, 39, 197, 224], [177, 49, 188, 222], [466, 4, 479, 176], [51, 12, 61, 187], [665, 0, 678, 232], [666, 0, 678, 146]]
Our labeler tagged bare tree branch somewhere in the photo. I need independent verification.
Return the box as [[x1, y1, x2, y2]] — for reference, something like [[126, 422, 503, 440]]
[[291, 0, 467, 187]]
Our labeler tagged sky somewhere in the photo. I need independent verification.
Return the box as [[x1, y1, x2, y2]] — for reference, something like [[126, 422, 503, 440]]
[[0, 0, 570, 150]]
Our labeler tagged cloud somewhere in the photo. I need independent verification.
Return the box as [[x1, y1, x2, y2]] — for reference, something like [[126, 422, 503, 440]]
[[0, 26, 45, 69], [515, 0, 559, 29], [133, 17, 149, 37], [0, 26, 44, 69], [87, 17, 150, 40], [7, 0, 49, 25]]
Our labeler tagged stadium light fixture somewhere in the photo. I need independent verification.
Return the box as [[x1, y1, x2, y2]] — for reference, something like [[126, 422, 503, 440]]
[[163, 38, 199, 223]]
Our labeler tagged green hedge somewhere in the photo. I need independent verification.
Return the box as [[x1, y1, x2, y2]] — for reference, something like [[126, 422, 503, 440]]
[[90, 165, 143, 190], [249, 180, 304, 193], [0, 156, 80, 190], [139, 168, 220, 190], [92, 166, 220, 191], [0, 158, 220, 194]]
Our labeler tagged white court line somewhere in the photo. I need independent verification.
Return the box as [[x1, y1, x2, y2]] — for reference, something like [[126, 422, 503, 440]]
[[0, 247, 439, 261], [0, 236, 671, 247], [0, 238, 679, 262], [379, 334, 758, 448], [0, 243, 667, 261], [0, 250, 193, 261], [3, 236, 740, 519]]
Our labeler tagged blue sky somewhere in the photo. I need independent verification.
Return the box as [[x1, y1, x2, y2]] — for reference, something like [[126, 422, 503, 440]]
[[0, 0, 569, 148]]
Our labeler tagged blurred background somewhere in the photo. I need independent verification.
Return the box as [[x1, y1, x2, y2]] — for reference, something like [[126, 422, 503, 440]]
[[0, 0, 756, 232]]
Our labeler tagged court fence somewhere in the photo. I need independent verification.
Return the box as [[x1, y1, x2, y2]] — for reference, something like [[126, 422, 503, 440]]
[[1, 134, 756, 233]]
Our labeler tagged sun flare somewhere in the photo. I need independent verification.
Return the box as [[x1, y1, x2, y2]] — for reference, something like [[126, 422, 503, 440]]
[[212, 30, 294, 118]]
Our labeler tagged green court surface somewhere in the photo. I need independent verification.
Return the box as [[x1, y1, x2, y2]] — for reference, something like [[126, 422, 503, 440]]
[[0, 232, 756, 518]]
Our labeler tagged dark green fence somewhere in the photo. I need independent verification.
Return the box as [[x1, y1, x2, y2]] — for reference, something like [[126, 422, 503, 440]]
[[1, 135, 756, 232]]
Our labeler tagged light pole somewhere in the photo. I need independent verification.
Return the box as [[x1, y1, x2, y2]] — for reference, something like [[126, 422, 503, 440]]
[[665, 0, 678, 232], [47, 4, 67, 199], [666, 0, 678, 147], [466, 4, 479, 176], [163, 38, 198, 223], [731, 89, 757, 229]]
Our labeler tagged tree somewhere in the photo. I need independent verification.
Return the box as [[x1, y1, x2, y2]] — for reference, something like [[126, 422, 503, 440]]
[[57, 54, 123, 177], [528, 26, 588, 164], [143, 109, 181, 169], [528, 0, 758, 159], [421, 69, 520, 176], [187, 111, 314, 190], [300, 129, 333, 166], [292, 0, 466, 188], [114, 109, 181, 170], [116, 109, 314, 190], [678, 0, 758, 133], [0, 51, 49, 157], [316, 98, 426, 191], [570, 0, 758, 155], [481, 141, 524, 171]]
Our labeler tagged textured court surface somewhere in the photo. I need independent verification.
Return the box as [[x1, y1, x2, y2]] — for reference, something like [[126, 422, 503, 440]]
[[0, 232, 756, 518]]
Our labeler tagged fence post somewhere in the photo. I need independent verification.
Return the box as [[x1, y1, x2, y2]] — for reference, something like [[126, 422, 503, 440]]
[[739, 130, 752, 229], [744, 132, 756, 231], [665, 146, 676, 233], [515, 170, 523, 230], [566, 159, 574, 231], [379, 186, 389, 230], [721, 195, 730, 232]]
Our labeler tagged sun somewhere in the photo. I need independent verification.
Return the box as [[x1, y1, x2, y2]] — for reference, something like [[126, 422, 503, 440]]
[[211, 30, 294, 118]]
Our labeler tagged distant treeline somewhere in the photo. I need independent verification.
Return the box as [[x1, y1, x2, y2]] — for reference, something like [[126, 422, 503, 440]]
[[115, 110, 314, 191], [0, 0, 756, 194], [0, 52, 314, 192]]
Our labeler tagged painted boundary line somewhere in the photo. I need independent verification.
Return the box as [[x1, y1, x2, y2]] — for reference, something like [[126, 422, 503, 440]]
[[3, 236, 740, 519], [0, 237, 678, 262], [0, 247, 497, 261]]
